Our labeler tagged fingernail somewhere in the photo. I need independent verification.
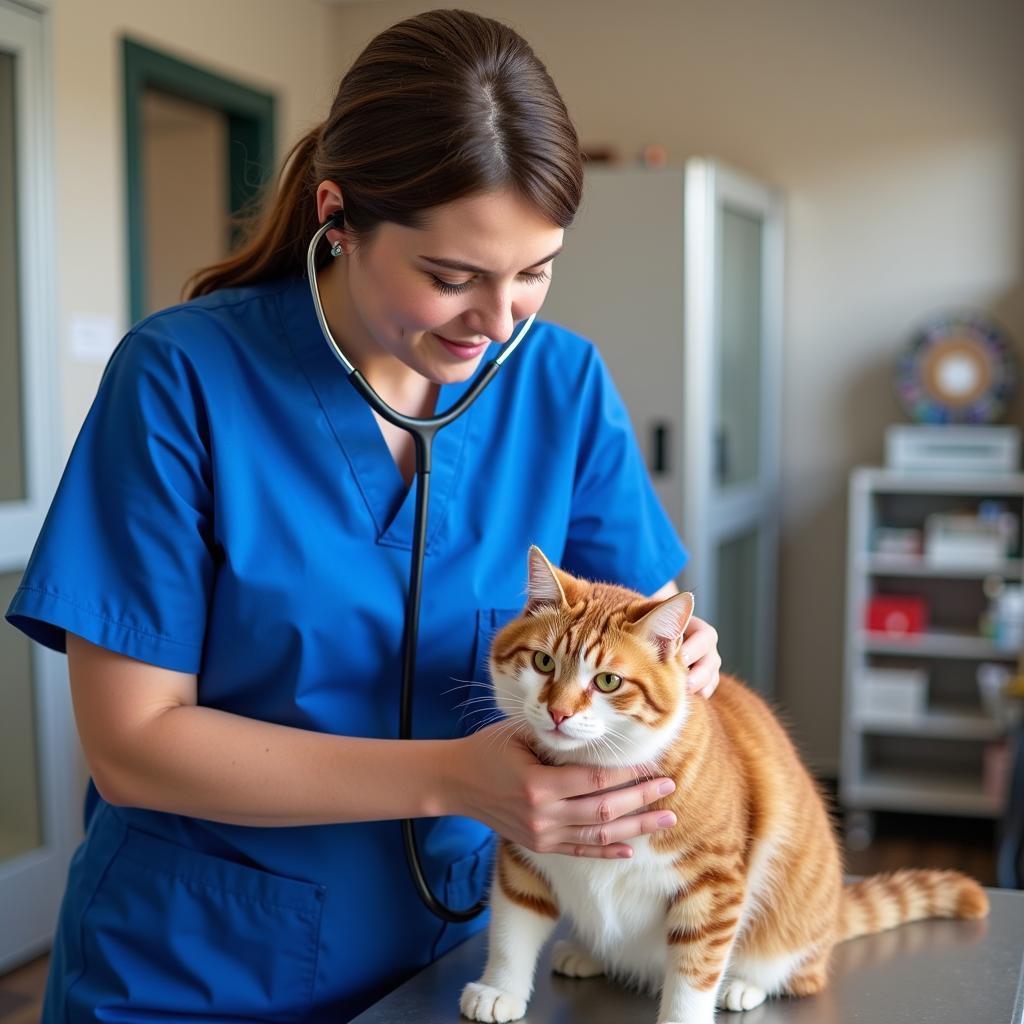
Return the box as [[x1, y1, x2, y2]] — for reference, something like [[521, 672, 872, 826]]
[[618, 848, 633, 858], [658, 813, 676, 828], [658, 780, 675, 795]]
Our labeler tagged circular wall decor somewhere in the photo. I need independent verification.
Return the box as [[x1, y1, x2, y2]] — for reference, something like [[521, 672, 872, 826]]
[[894, 311, 1017, 423]]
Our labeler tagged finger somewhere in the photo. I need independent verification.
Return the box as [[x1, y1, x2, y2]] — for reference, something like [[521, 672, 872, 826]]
[[700, 680, 718, 699], [549, 842, 638, 859], [564, 808, 678, 850], [678, 638, 708, 667], [560, 776, 676, 828], [687, 666, 709, 693], [548, 761, 661, 801]]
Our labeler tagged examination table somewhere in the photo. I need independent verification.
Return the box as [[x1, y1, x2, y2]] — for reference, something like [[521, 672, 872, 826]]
[[351, 887, 1024, 1023]]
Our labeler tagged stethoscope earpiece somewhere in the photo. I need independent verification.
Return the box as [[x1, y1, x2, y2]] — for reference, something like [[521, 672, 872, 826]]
[[329, 210, 346, 258]]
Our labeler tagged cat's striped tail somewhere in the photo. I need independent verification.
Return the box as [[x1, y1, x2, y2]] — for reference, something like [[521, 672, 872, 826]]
[[839, 869, 989, 941]]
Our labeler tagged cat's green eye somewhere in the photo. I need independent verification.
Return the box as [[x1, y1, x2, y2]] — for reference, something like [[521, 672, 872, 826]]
[[533, 651, 556, 673], [594, 672, 622, 693]]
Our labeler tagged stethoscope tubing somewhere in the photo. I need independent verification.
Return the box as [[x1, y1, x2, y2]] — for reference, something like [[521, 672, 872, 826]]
[[306, 216, 534, 922]]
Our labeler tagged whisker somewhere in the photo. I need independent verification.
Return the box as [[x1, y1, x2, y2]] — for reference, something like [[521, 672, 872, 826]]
[[465, 711, 510, 733], [441, 677, 493, 696], [480, 717, 523, 752]]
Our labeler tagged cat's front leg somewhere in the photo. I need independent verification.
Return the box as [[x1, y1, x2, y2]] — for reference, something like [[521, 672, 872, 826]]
[[657, 872, 745, 1024], [460, 842, 559, 1023]]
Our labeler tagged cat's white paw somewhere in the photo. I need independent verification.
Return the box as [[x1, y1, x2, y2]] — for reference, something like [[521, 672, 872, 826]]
[[459, 981, 528, 1022], [717, 979, 767, 1011], [551, 938, 605, 978]]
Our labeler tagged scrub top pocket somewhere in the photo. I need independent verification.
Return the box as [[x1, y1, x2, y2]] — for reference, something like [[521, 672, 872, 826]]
[[468, 607, 522, 728], [72, 825, 325, 1023], [429, 830, 497, 961]]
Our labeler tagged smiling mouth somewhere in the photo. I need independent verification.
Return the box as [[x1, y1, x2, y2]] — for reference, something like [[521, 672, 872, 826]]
[[435, 334, 482, 346]]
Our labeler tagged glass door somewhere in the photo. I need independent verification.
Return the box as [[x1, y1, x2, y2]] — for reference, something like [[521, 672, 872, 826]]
[[683, 160, 783, 696], [0, 0, 78, 973]]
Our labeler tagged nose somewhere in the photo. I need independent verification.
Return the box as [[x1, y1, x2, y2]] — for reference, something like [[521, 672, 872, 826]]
[[549, 708, 572, 727], [466, 285, 516, 343]]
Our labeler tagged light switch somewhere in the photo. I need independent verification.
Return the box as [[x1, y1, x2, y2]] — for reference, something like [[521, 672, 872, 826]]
[[69, 313, 119, 363]]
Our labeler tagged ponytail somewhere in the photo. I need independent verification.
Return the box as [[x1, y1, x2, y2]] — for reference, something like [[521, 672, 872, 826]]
[[182, 123, 325, 300]]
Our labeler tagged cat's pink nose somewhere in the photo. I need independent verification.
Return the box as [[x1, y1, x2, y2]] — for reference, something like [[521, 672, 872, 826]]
[[549, 708, 571, 727]]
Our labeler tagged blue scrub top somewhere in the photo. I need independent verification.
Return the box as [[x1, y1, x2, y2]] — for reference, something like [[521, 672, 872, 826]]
[[6, 275, 686, 1023]]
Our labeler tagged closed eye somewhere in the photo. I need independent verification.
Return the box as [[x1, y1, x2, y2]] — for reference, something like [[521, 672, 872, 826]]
[[429, 269, 550, 296]]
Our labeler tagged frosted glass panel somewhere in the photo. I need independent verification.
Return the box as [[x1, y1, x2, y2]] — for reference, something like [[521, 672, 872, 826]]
[[0, 571, 43, 861], [715, 529, 759, 689], [716, 204, 762, 487], [142, 89, 229, 315], [0, 50, 26, 501]]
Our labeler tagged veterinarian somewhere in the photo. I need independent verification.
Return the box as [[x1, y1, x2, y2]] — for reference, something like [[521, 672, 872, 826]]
[[6, 9, 721, 1021]]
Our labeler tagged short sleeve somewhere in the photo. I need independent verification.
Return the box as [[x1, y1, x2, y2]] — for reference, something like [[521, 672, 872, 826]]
[[5, 324, 216, 673], [561, 345, 687, 594]]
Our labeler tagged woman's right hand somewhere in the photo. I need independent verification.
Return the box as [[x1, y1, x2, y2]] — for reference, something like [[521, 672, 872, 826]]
[[444, 721, 677, 858]]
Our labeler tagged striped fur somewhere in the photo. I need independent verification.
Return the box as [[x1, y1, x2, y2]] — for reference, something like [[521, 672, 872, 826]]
[[461, 551, 989, 1024]]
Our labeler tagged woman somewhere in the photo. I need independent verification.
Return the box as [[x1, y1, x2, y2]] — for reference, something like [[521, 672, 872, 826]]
[[7, 9, 721, 1021]]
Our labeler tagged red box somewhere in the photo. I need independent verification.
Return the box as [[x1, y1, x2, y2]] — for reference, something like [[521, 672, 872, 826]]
[[866, 595, 928, 636]]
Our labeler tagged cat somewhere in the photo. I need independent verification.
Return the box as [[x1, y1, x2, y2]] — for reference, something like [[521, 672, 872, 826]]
[[460, 546, 989, 1024]]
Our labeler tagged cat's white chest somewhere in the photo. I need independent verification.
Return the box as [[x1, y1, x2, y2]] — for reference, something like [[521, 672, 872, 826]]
[[518, 837, 678, 988]]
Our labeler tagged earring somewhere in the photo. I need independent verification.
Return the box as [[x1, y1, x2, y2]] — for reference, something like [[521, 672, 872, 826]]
[[331, 241, 344, 258]]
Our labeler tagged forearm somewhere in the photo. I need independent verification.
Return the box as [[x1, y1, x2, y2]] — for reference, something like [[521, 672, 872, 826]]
[[95, 703, 459, 827]]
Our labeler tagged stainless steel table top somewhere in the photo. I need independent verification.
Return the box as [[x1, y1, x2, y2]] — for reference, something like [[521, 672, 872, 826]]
[[351, 888, 1024, 1023]]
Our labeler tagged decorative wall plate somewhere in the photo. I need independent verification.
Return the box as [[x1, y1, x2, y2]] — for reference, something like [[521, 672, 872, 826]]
[[894, 311, 1017, 423]]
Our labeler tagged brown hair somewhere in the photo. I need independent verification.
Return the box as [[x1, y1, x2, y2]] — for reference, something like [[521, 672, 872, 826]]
[[183, 9, 583, 300]]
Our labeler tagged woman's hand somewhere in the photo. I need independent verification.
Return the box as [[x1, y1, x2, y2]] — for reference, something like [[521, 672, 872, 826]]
[[444, 723, 677, 858], [680, 615, 721, 698], [650, 580, 721, 698]]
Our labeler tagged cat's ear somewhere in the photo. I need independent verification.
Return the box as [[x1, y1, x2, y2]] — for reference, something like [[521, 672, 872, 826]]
[[525, 545, 568, 615], [631, 591, 695, 662]]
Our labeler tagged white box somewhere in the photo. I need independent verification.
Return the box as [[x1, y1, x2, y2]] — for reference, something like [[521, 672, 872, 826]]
[[924, 513, 1008, 567], [885, 425, 1020, 474], [856, 668, 928, 720]]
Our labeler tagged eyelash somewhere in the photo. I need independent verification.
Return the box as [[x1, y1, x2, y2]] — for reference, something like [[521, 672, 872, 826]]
[[429, 269, 550, 296]]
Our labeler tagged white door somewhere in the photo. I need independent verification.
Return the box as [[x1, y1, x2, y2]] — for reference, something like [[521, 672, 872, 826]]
[[0, 0, 79, 972], [683, 159, 783, 696]]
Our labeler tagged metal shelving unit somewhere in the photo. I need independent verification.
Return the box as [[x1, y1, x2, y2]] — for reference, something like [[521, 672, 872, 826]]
[[840, 467, 1024, 837]]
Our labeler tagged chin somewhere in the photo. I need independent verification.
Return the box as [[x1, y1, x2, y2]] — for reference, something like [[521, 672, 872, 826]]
[[533, 727, 595, 762]]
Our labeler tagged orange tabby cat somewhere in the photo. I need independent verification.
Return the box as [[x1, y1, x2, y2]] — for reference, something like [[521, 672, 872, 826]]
[[460, 546, 988, 1024]]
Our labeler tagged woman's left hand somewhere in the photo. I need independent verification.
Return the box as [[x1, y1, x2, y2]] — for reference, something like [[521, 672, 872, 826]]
[[679, 615, 721, 698]]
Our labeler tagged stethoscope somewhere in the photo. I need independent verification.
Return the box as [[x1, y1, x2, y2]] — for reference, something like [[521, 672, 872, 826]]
[[307, 214, 535, 922]]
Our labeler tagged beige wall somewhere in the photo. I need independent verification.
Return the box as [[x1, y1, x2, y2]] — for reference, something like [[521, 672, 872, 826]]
[[51, 0, 336, 446], [327, 0, 1024, 771]]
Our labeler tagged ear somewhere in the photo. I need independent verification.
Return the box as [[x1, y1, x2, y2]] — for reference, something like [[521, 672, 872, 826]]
[[631, 591, 695, 662], [315, 179, 348, 251], [525, 545, 568, 615]]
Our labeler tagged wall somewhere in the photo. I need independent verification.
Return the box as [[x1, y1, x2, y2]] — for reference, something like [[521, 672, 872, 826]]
[[50, 0, 337, 446], [326, 0, 1024, 771]]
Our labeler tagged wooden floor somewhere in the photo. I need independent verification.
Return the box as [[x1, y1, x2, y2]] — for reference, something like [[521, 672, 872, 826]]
[[0, 953, 47, 1024], [0, 811, 1001, 1022]]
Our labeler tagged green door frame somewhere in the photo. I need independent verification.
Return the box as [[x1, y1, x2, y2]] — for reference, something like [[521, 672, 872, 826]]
[[123, 38, 276, 322]]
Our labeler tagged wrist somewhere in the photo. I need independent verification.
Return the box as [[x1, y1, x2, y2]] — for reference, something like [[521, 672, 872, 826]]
[[424, 737, 465, 819]]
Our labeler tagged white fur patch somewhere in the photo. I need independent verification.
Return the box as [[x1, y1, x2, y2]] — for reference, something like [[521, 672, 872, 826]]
[[725, 948, 813, 996], [519, 837, 679, 993]]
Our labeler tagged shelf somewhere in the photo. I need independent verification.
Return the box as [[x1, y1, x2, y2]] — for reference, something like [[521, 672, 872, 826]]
[[861, 630, 1020, 660], [854, 709, 1005, 741], [842, 772, 1002, 818], [853, 468, 1024, 496], [861, 554, 1023, 580], [843, 467, 1022, 820]]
